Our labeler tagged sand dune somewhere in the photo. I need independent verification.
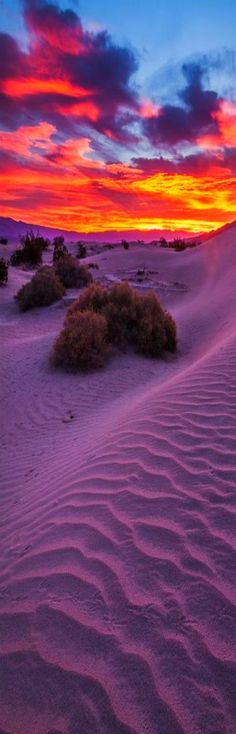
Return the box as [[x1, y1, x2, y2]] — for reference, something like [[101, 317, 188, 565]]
[[1, 228, 236, 733]]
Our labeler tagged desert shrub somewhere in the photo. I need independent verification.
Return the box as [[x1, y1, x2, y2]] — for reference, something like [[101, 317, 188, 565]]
[[52, 236, 69, 263], [55, 255, 92, 288], [122, 239, 129, 250], [77, 242, 87, 259], [88, 262, 99, 269], [51, 310, 109, 372], [67, 283, 109, 322], [11, 231, 48, 268], [160, 237, 168, 248], [20, 231, 49, 264], [16, 266, 65, 311], [132, 292, 167, 356], [68, 281, 177, 355], [136, 268, 145, 282], [103, 282, 140, 347], [172, 239, 186, 252], [10, 248, 24, 266], [163, 311, 177, 352], [0, 237, 8, 245], [0, 258, 8, 285]]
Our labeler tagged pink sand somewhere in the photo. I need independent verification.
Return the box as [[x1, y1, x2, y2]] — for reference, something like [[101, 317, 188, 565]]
[[0, 228, 236, 733]]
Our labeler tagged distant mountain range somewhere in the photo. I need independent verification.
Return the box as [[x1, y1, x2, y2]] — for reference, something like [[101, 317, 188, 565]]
[[0, 216, 206, 244], [1, 215, 235, 244]]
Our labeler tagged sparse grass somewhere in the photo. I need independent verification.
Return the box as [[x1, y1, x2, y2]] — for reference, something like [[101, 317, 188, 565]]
[[16, 266, 65, 311]]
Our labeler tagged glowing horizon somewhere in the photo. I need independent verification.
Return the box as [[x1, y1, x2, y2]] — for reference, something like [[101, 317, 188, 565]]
[[0, 0, 235, 235]]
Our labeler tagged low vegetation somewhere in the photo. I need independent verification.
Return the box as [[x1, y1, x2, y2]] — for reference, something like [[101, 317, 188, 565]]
[[52, 236, 69, 263], [0, 258, 8, 285], [16, 266, 65, 311], [122, 240, 129, 250], [55, 255, 92, 288], [51, 310, 110, 371], [160, 237, 168, 248], [51, 281, 177, 372], [0, 237, 8, 245], [77, 242, 87, 259], [160, 236, 197, 251], [10, 231, 49, 268]]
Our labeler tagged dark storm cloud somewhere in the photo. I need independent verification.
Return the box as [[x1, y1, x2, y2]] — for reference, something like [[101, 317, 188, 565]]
[[143, 62, 220, 146], [0, 0, 138, 139]]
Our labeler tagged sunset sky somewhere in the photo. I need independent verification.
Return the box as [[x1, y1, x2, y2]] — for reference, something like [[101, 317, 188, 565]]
[[0, 0, 236, 235]]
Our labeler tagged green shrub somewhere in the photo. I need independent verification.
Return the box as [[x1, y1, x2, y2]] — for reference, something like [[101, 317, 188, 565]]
[[16, 266, 65, 311], [0, 237, 8, 245], [0, 258, 8, 285], [52, 236, 69, 263], [55, 255, 92, 288], [122, 240, 129, 250], [51, 310, 109, 372]]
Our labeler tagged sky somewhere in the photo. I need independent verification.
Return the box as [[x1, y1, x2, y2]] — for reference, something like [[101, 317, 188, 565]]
[[0, 0, 236, 235]]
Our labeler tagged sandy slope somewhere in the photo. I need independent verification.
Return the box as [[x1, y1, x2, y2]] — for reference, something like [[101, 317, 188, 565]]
[[0, 230, 236, 734]]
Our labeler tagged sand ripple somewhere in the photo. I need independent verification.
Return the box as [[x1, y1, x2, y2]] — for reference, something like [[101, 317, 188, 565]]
[[1, 233, 236, 733]]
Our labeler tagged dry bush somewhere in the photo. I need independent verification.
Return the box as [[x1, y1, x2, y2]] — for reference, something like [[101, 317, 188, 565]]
[[55, 255, 92, 288], [159, 237, 168, 248], [133, 291, 167, 356], [67, 281, 177, 355], [163, 311, 177, 352], [10, 248, 25, 267], [77, 242, 87, 259], [67, 282, 109, 320], [0, 258, 8, 285], [16, 266, 65, 311], [51, 310, 109, 372], [171, 239, 186, 252], [11, 231, 49, 267], [52, 236, 69, 263]]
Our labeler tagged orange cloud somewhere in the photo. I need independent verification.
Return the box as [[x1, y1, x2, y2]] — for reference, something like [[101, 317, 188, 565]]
[[198, 100, 236, 150], [1, 128, 235, 234], [3, 78, 91, 99]]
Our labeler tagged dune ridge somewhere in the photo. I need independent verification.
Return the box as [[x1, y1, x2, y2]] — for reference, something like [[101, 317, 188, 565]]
[[1, 226, 236, 733]]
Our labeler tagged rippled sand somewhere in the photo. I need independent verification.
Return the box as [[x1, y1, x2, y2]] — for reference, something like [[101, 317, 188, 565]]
[[1, 227, 236, 734]]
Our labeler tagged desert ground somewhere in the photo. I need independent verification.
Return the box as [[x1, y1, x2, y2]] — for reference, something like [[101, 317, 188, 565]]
[[0, 226, 236, 733]]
